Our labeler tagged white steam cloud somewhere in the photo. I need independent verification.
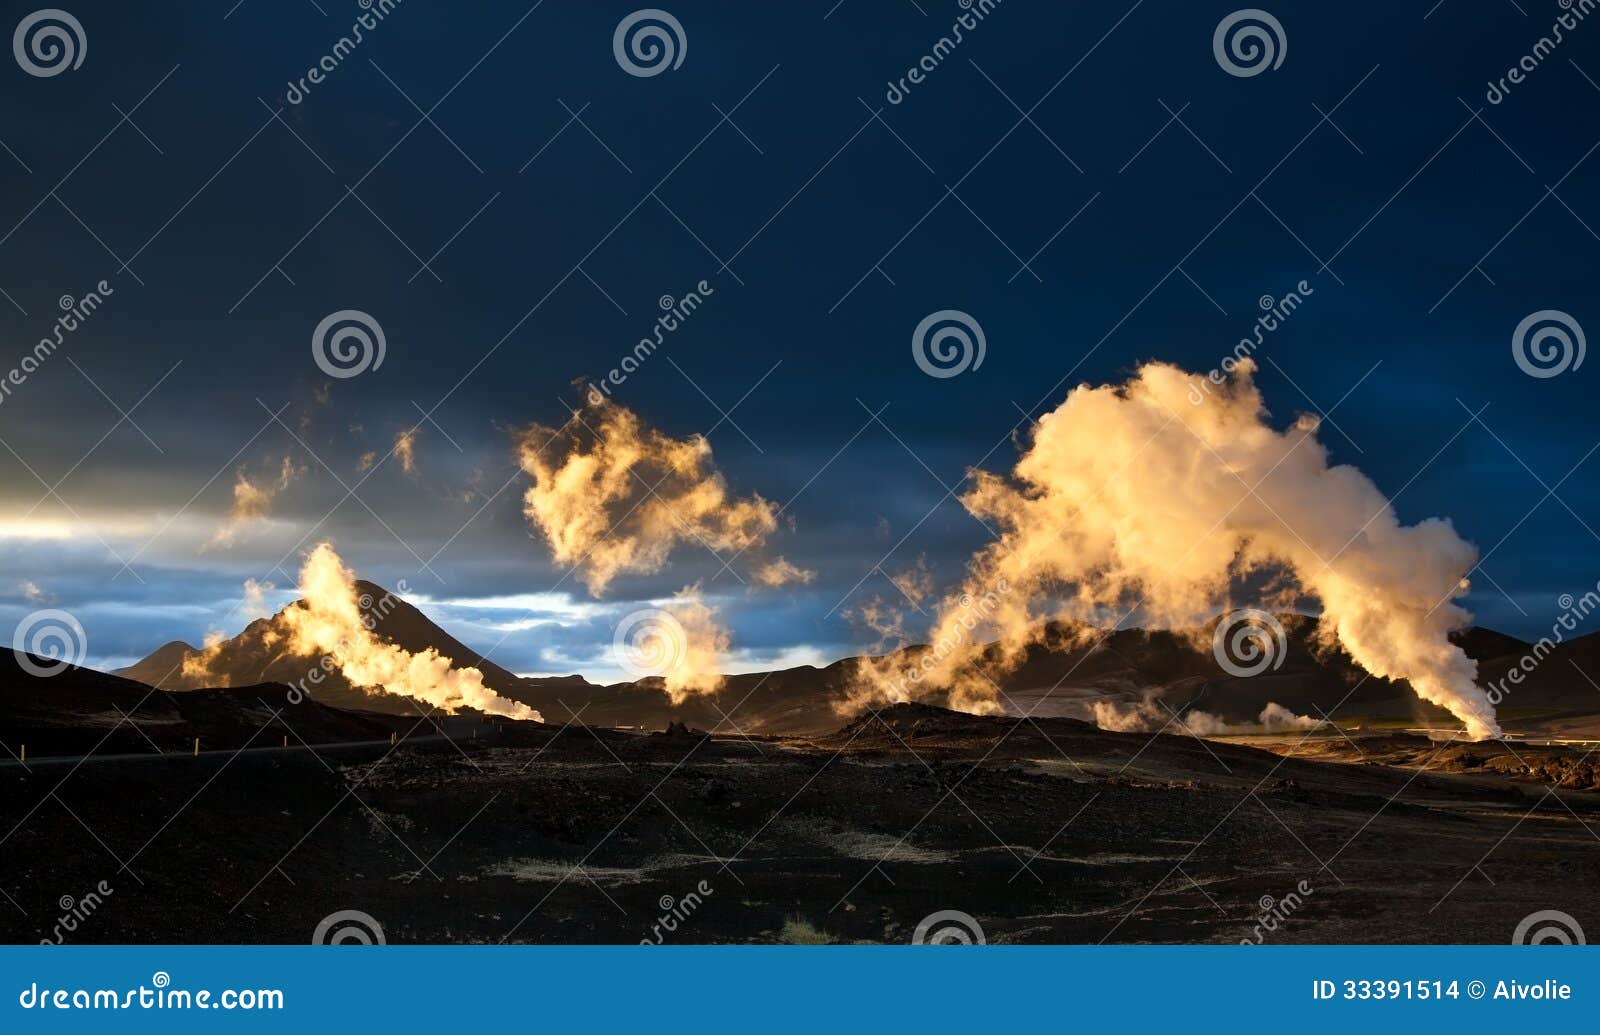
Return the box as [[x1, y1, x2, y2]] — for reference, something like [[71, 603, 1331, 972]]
[[856, 360, 1500, 740]]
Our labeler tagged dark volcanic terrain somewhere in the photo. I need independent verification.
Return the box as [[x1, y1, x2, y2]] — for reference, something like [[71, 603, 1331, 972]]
[[2, 698, 1596, 944], [7, 585, 1599, 945]]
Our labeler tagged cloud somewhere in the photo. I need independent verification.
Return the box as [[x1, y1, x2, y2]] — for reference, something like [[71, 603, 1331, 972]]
[[513, 397, 783, 596], [394, 428, 419, 475], [206, 455, 304, 550], [851, 360, 1500, 740], [752, 556, 816, 588]]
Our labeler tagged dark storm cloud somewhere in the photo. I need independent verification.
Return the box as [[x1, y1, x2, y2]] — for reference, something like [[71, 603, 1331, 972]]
[[2, 0, 1598, 680]]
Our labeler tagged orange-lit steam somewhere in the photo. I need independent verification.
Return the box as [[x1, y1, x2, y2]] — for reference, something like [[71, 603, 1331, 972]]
[[856, 360, 1500, 740], [610, 586, 731, 703], [514, 398, 782, 595], [394, 428, 419, 475], [752, 556, 816, 588], [278, 543, 541, 720], [206, 455, 302, 548], [661, 587, 729, 702]]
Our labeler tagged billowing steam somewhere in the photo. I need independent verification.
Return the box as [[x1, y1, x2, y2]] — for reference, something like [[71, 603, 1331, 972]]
[[278, 544, 540, 720], [185, 544, 541, 720], [857, 360, 1500, 740], [513, 398, 783, 596], [1091, 695, 1326, 735], [516, 397, 806, 703], [612, 587, 731, 703], [206, 455, 303, 548]]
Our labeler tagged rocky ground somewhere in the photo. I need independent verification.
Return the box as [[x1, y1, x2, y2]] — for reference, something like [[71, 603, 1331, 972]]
[[1, 704, 1596, 945]]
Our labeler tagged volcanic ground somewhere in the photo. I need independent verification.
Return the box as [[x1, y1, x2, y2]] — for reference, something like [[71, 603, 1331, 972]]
[[3, 696, 1597, 945]]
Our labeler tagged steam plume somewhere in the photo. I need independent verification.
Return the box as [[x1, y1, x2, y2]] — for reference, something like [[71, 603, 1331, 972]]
[[661, 587, 729, 702], [394, 428, 419, 475], [278, 544, 540, 720], [207, 455, 303, 548], [514, 398, 782, 595], [1091, 695, 1326, 735], [859, 360, 1499, 740]]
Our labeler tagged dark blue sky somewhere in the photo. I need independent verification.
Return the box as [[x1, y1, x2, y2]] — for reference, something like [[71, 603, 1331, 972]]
[[1, 0, 1597, 678]]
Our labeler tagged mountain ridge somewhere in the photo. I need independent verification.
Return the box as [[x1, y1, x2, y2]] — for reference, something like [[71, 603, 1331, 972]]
[[110, 578, 1600, 737]]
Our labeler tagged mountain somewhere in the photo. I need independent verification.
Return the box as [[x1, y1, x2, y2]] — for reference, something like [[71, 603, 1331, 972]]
[[116, 580, 582, 717], [0, 650, 401, 757], [113, 581, 1600, 738]]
